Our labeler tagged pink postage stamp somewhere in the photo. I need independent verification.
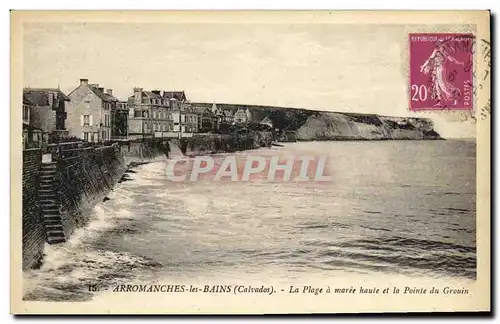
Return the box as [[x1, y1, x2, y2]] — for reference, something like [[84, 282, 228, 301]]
[[409, 33, 474, 111]]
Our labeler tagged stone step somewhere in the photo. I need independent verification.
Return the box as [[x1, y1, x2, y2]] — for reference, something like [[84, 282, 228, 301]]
[[41, 208, 58, 213], [39, 188, 55, 192], [41, 204, 57, 209], [42, 207, 59, 213], [39, 193, 56, 198], [41, 206, 58, 212], [44, 221, 63, 227], [40, 199, 57, 204], [45, 222, 64, 228], [40, 169, 56, 174], [43, 214, 61, 220], [41, 209, 58, 214], [46, 230, 65, 237], [44, 220, 63, 226], [41, 169, 57, 173], [43, 212, 61, 217], [40, 172, 56, 177], [45, 224, 64, 230], [47, 237, 66, 245], [40, 190, 56, 194], [41, 163, 57, 169], [40, 195, 57, 201], [39, 177, 54, 182], [38, 189, 57, 199], [44, 213, 61, 218]]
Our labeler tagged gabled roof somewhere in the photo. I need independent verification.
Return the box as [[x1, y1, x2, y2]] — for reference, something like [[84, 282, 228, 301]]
[[192, 106, 215, 115], [260, 116, 272, 123], [235, 107, 248, 114], [23, 88, 70, 106], [143, 91, 163, 99], [163, 91, 186, 101], [89, 86, 118, 103]]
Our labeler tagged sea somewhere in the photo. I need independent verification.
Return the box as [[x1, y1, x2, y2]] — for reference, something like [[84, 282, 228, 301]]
[[23, 140, 477, 301]]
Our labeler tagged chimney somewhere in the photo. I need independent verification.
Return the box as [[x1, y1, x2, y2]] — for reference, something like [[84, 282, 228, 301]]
[[133, 87, 143, 104], [98, 87, 104, 93], [80, 78, 89, 86], [106, 89, 113, 96]]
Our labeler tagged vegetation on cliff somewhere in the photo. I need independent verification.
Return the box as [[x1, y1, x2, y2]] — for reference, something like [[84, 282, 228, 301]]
[[194, 102, 442, 141]]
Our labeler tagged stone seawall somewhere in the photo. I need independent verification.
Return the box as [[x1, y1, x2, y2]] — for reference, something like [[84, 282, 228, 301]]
[[22, 143, 127, 270], [180, 131, 274, 156], [119, 139, 170, 165], [54, 143, 127, 239], [22, 149, 45, 270]]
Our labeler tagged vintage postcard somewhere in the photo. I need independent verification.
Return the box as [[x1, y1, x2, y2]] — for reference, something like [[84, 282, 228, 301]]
[[10, 10, 491, 314]]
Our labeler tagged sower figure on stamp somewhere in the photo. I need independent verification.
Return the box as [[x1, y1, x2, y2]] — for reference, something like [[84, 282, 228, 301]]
[[420, 40, 465, 106]]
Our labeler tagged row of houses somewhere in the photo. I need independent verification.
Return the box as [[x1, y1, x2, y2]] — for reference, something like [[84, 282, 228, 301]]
[[22, 78, 269, 148]]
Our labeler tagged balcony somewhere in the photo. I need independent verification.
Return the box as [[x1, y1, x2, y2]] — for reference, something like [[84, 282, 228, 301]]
[[110, 135, 130, 141]]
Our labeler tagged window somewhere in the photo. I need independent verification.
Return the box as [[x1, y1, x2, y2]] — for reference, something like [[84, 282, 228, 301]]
[[83, 115, 90, 126], [23, 105, 29, 122], [90, 132, 94, 142], [105, 115, 110, 127], [48, 93, 54, 107], [83, 132, 89, 141], [134, 110, 142, 118]]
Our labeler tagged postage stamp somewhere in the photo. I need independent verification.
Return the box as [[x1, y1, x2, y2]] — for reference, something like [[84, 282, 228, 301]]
[[409, 33, 474, 111]]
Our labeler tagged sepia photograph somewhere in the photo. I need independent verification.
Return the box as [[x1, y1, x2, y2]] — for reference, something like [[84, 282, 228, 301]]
[[10, 10, 491, 314]]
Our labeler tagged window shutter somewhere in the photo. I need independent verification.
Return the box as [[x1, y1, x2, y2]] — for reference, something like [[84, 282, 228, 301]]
[[89, 115, 93, 126], [80, 115, 84, 126]]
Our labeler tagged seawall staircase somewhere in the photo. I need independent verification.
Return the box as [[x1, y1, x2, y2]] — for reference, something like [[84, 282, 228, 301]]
[[39, 162, 66, 244]]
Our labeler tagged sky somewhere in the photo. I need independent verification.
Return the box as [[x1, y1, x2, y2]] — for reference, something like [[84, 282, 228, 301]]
[[22, 22, 477, 138]]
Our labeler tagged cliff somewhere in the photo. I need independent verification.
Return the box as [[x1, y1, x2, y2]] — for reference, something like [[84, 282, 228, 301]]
[[295, 113, 441, 141], [193, 102, 442, 140]]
